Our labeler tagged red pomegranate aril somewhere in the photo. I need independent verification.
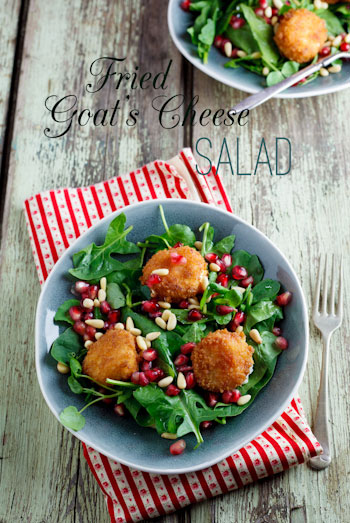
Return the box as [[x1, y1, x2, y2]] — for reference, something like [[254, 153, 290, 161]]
[[143, 348, 158, 362], [241, 275, 254, 288], [216, 305, 235, 315], [152, 367, 165, 380], [221, 253, 232, 268], [73, 320, 86, 336], [83, 310, 94, 321], [264, 16, 271, 24], [108, 310, 120, 323], [211, 292, 220, 299], [222, 389, 241, 404], [75, 281, 90, 294], [176, 365, 193, 373], [85, 325, 97, 338], [272, 326, 282, 336], [340, 42, 350, 52], [231, 47, 239, 58], [170, 253, 187, 265], [276, 291, 292, 307], [216, 259, 227, 272], [146, 274, 161, 288], [234, 311, 246, 324], [174, 354, 189, 366], [142, 300, 159, 313], [259, 0, 268, 7], [100, 301, 111, 315], [114, 404, 125, 416], [145, 369, 160, 382], [230, 16, 245, 29], [232, 265, 248, 280], [205, 253, 218, 263], [181, 342, 196, 355], [131, 371, 140, 384], [188, 309, 203, 321], [216, 273, 229, 287], [88, 285, 99, 300], [103, 397, 113, 404], [141, 360, 152, 372], [149, 310, 163, 319], [275, 336, 288, 350], [214, 35, 223, 48], [69, 305, 83, 322], [173, 242, 184, 248], [254, 7, 264, 16], [179, 299, 189, 309], [138, 372, 150, 386], [170, 439, 186, 455], [103, 321, 110, 330], [186, 372, 196, 389], [166, 384, 181, 396], [200, 421, 213, 430], [271, 7, 278, 15], [207, 392, 219, 408], [180, 0, 190, 11]]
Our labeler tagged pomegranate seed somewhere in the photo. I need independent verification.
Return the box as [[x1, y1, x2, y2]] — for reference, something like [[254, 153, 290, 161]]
[[143, 348, 158, 362], [108, 310, 120, 323], [220, 38, 230, 54], [81, 292, 89, 300], [69, 305, 83, 322], [170, 252, 187, 265], [264, 16, 271, 24], [149, 310, 163, 319], [114, 404, 125, 416], [216, 273, 229, 287], [181, 342, 196, 355], [271, 7, 278, 15], [166, 384, 181, 396], [83, 311, 94, 321], [228, 310, 246, 331], [88, 285, 99, 300], [142, 300, 159, 313], [319, 46, 331, 57], [276, 291, 292, 307], [222, 390, 241, 404], [254, 7, 264, 16], [170, 439, 186, 455], [174, 354, 189, 366], [108, 323, 116, 330], [275, 336, 288, 350], [138, 372, 150, 386], [207, 392, 219, 408], [259, 0, 268, 7], [180, 0, 190, 11], [216, 305, 235, 315], [221, 253, 232, 268], [152, 368, 165, 380], [200, 421, 213, 429], [232, 265, 248, 280], [214, 35, 223, 48], [186, 372, 196, 389], [230, 15, 245, 29], [75, 281, 90, 294], [340, 42, 350, 52], [73, 320, 86, 336], [231, 47, 239, 58], [241, 275, 254, 288], [188, 309, 203, 321], [85, 325, 96, 338], [173, 242, 184, 248], [179, 299, 189, 309], [211, 292, 220, 299], [205, 253, 218, 263], [216, 259, 227, 272], [131, 372, 140, 384], [145, 369, 160, 382], [176, 365, 193, 373], [141, 360, 152, 372], [100, 301, 111, 315], [146, 274, 161, 287], [272, 326, 282, 336], [103, 321, 110, 330]]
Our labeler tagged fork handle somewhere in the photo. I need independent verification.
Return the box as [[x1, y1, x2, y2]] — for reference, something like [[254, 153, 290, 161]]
[[309, 333, 331, 470]]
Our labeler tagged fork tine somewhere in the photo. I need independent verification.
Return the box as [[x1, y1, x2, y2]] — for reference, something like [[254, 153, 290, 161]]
[[313, 256, 322, 316], [336, 256, 343, 319], [330, 254, 336, 315], [321, 255, 329, 314]]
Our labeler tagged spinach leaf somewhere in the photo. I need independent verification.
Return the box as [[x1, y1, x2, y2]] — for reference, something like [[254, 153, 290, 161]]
[[69, 357, 82, 377], [123, 396, 155, 427], [51, 327, 83, 364], [226, 25, 259, 55], [252, 279, 280, 303], [199, 222, 214, 255], [165, 224, 196, 246], [232, 250, 264, 283], [172, 308, 209, 325], [70, 214, 140, 280], [106, 282, 125, 309], [245, 301, 282, 332], [182, 322, 207, 343], [240, 4, 280, 67], [54, 299, 80, 325], [212, 311, 233, 325], [213, 287, 243, 308], [281, 61, 299, 78], [60, 406, 86, 431], [68, 376, 84, 394], [212, 235, 235, 256], [316, 8, 344, 35]]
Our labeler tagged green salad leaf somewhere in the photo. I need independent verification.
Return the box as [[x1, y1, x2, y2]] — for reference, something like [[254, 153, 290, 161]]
[[60, 406, 86, 431], [54, 299, 80, 325], [51, 327, 83, 364], [211, 234, 235, 256], [316, 8, 344, 36], [240, 4, 280, 67], [106, 282, 126, 309], [252, 279, 280, 303], [231, 250, 264, 283]]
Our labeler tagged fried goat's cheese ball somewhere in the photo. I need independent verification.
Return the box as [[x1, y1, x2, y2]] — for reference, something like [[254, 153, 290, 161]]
[[192, 329, 254, 393], [274, 8, 327, 64], [140, 245, 208, 303], [82, 329, 139, 385]]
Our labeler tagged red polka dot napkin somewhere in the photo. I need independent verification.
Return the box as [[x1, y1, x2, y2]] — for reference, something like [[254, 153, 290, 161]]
[[24, 148, 321, 523]]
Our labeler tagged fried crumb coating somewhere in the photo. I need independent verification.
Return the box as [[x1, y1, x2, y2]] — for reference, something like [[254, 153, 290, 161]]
[[140, 245, 208, 303], [192, 329, 254, 393], [82, 329, 138, 385]]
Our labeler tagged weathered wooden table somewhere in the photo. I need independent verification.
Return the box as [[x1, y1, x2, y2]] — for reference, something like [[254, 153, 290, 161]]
[[1, 1, 349, 522]]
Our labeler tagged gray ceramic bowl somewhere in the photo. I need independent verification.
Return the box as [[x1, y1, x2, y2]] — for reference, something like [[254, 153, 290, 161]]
[[168, 0, 350, 99], [35, 199, 308, 474]]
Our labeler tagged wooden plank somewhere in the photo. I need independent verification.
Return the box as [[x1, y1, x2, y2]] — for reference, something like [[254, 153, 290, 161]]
[[0, 1, 184, 522]]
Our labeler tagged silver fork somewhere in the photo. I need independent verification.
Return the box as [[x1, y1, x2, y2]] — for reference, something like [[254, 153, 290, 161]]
[[309, 255, 343, 470]]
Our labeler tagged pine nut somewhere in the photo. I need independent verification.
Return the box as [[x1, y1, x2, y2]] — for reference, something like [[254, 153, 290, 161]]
[[345, 34, 350, 44], [224, 41, 232, 58], [188, 304, 201, 310], [189, 297, 199, 305], [146, 331, 161, 341], [320, 67, 329, 77], [114, 323, 125, 330], [95, 332, 103, 340], [136, 336, 147, 351], [332, 35, 342, 47], [98, 289, 106, 302], [273, 23, 279, 34], [158, 301, 171, 309], [126, 317, 134, 331], [93, 299, 100, 307], [271, 16, 278, 25], [328, 64, 341, 73], [237, 50, 247, 58], [177, 372, 186, 389], [262, 66, 270, 76], [194, 241, 203, 250], [151, 268, 169, 276], [146, 339, 151, 348], [167, 313, 177, 331], [324, 41, 332, 47], [235, 286, 246, 294], [273, 0, 283, 9], [162, 309, 172, 322], [85, 318, 105, 329], [237, 394, 251, 406], [130, 328, 142, 336], [158, 376, 173, 388], [150, 290, 156, 297], [314, 0, 323, 8], [57, 362, 70, 374], [249, 328, 262, 344], [155, 317, 167, 330], [84, 340, 93, 349], [161, 432, 178, 440], [100, 277, 107, 291], [83, 298, 94, 309], [251, 51, 262, 59], [201, 275, 209, 289], [235, 326, 244, 333], [209, 262, 221, 272]]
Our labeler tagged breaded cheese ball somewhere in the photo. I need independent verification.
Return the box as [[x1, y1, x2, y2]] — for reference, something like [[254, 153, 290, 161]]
[[192, 329, 254, 393], [274, 9, 327, 63], [82, 329, 138, 384], [140, 245, 208, 303]]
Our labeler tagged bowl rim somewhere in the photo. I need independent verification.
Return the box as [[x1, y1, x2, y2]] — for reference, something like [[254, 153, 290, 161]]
[[35, 198, 309, 474], [167, 0, 350, 99]]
